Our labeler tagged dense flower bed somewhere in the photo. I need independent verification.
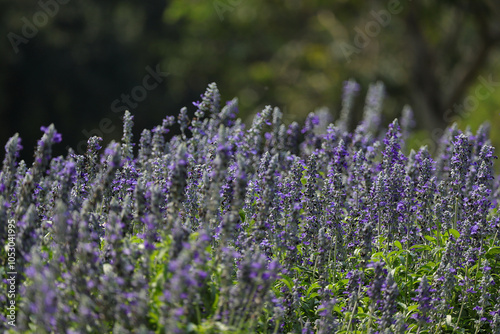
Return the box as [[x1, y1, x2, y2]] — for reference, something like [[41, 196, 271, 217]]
[[1, 82, 500, 333]]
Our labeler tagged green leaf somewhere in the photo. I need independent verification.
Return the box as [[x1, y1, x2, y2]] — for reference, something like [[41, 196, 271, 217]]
[[486, 247, 500, 258], [407, 304, 419, 312], [333, 305, 343, 314], [239, 209, 246, 222], [424, 235, 436, 242], [306, 282, 320, 296], [309, 292, 320, 299], [278, 274, 294, 291], [394, 240, 403, 251], [449, 228, 460, 239]]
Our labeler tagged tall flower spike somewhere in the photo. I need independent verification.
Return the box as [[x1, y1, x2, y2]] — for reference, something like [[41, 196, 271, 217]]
[[360, 81, 385, 135], [337, 79, 360, 132], [399, 105, 415, 148], [0, 133, 23, 197], [366, 261, 386, 306], [286, 122, 301, 155], [412, 275, 434, 327], [382, 119, 405, 169], [243, 105, 272, 166], [33, 124, 62, 178], [193, 82, 220, 117], [138, 129, 152, 161], [450, 133, 472, 192], [475, 260, 494, 331], [379, 273, 400, 331], [218, 97, 239, 127], [121, 110, 134, 161], [177, 107, 190, 140]]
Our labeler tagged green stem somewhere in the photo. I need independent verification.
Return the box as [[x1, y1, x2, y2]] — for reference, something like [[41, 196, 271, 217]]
[[234, 284, 259, 330], [312, 255, 319, 280], [453, 197, 458, 231], [366, 304, 376, 333], [405, 249, 409, 305], [453, 266, 468, 333], [332, 239, 338, 286], [436, 218, 442, 248], [378, 209, 382, 252], [345, 284, 362, 333]]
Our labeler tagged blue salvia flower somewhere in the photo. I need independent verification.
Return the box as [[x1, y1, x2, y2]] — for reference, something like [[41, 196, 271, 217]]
[[226, 252, 280, 331], [193, 82, 220, 117], [356, 81, 384, 136], [84, 136, 102, 186], [247, 152, 280, 252], [218, 97, 239, 127], [36, 125, 62, 160], [366, 261, 386, 307], [382, 119, 406, 170], [242, 105, 272, 167], [435, 179, 454, 232], [0, 133, 23, 199], [315, 297, 339, 334], [343, 269, 364, 319], [410, 147, 437, 235], [476, 144, 497, 189], [191, 83, 220, 142], [378, 273, 400, 332], [138, 128, 152, 162], [177, 106, 190, 140], [450, 133, 472, 192], [492, 311, 500, 334], [411, 275, 434, 328], [15, 125, 61, 221], [399, 105, 415, 149], [347, 149, 370, 213], [267, 106, 284, 156], [473, 122, 491, 154], [322, 140, 348, 248], [286, 121, 301, 155], [151, 125, 167, 158], [18, 252, 61, 332], [371, 122, 410, 243], [303, 151, 322, 249], [320, 123, 339, 160], [435, 123, 460, 179], [336, 79, 360, 133], [167, 142, 188, 205], [121, 110, 135, 161], [475, 260, 494, 330], [301, 112, 321, 154], [433, 263, 457, 322], [183, 164, 202, 230], [358, 211, 374, 266]]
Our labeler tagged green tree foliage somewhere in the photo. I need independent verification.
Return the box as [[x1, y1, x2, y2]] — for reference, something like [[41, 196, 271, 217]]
[[1, 0, 499, 161]]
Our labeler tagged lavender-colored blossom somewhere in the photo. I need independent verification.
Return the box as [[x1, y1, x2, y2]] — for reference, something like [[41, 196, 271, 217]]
[[412, 276, 434, 326], [4, 81, 500, 333]]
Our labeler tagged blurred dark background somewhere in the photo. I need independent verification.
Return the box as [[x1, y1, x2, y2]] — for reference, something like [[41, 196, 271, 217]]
[[2, 0, 500, 162]]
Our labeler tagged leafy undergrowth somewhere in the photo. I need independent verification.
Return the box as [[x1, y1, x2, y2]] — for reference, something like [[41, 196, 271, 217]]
[[1, 82, 500, 333]]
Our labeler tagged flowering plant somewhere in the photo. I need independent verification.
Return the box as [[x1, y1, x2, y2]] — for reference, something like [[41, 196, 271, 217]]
[[1, 81, 499, 333]]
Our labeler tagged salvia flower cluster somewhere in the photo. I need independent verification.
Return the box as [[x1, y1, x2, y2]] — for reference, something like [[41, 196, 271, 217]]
[[1, 81, 500, 333]]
